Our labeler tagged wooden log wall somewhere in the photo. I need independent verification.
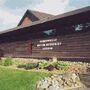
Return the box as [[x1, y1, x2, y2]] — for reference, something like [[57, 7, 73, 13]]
[[0, 30, 90, 61], [0, 9, 90, 62]]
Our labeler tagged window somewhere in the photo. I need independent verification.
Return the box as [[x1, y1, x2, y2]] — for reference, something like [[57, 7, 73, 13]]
[[43, 29, 56, 36], [75, 24, 83, 31], [74, 22, 90, 32]]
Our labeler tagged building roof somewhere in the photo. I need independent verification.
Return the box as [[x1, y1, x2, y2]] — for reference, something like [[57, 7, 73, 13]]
[[0, 6, 90, 35], [29, 10, 54, 20], [18, 10, 54, 26]]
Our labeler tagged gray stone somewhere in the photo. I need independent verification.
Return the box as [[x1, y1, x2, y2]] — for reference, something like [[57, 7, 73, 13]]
[[48, 86, 64, 90], [36, 73, 85, 90], [37, 80, 49, 89]]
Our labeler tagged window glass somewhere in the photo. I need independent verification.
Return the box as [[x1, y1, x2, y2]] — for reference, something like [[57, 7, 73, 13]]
[[43, 29, 56, 36], [75, 24, 83, 31], [74, 22, 90, 32]]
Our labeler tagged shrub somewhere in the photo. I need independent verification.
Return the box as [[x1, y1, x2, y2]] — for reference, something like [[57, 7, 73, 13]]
[[55, 62, 69, 70], [25, 63, 38, 70], [44, 64, 55, 71], [17, 64, 26, 68], [4, 57, 13, 66], [38, 62, 48, 69]]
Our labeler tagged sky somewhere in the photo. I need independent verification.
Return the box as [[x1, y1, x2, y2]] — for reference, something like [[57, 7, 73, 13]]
[[0, 0, 90, 31]]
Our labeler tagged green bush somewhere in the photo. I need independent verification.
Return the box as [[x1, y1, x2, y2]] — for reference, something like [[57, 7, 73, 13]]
[[25, 63, 38, 70], [38, 62, 49, 69], [17, 64, 26, 68], [4, 57, 13, 66], [55, 62, 69, 70], [17, 61, 69, 71]]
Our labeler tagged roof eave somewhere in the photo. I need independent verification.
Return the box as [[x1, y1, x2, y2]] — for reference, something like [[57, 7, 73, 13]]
[[0, 6, 90, 35]]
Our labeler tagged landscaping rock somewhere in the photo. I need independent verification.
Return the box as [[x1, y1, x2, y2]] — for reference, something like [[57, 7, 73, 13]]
[[87, 67, 90, 74], [37, 73, 85, 90]]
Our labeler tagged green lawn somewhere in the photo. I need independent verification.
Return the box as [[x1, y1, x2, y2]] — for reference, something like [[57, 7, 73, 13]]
[[0, 67, 51, 90]]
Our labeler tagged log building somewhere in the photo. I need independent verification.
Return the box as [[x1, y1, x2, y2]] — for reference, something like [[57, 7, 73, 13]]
[[0, 6, 90, 61]]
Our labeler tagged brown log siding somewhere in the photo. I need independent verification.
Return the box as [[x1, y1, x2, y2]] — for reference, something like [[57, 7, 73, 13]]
[[0, 30, 90, 61]]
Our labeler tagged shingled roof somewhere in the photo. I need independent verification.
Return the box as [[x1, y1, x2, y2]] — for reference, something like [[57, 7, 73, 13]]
[[0, 6, 90, 35], [29, 10, 54, 20], [18, 10, 54, 26]]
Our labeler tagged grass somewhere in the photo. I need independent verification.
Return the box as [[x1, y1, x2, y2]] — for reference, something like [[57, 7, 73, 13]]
[[0, 67, 51, 90]]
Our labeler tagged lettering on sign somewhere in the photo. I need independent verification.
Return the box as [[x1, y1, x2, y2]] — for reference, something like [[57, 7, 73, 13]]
[[42, 47, 53, 50], [37, 42, 61, 47], [37, 38, 62, 50], [40, 39, 57, 43]]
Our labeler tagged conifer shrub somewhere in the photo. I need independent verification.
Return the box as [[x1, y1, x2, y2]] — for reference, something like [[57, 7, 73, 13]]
[[17, 64, 26, 68], [25, 63, 39, 70]]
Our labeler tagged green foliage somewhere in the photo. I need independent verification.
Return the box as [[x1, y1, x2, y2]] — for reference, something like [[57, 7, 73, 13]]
[[54, 62, 69, 70], [17, 63, 39, 70], [4, 57, 13, 66], [17, 61, 69, 71], [17, 64, 26, 68], [25, 63, 39, 70], [38, 62, 49, 69]]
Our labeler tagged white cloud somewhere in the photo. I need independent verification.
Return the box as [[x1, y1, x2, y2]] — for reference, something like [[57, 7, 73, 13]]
[[33, 0, 70, 15], [0, 0, 70, 31], [0, 0, 22, 31], [0, 0, 71, 31], [0, 0, 89, 31], [0, 0, 5, 5], [0, 8, 21, 31], [0, 10, 20, 24]]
